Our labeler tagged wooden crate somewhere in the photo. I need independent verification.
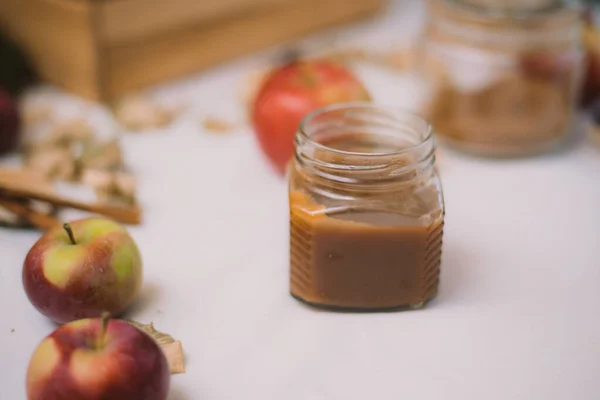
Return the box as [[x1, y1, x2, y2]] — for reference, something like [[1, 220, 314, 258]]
[[0, 0, 384, 101]]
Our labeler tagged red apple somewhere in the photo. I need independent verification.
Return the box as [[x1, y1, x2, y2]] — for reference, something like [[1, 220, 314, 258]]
[[0, 89, 21, 156], [251, 59, 371, 174], [26, 315, 170, 400], [23, 217, 143, 324]]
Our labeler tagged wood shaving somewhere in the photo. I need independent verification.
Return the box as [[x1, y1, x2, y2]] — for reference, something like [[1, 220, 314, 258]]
[[81, 169, 137, 206], [22, 105, 54, 127], [39, 119, 94, 147], [587, 120, 600, 149], [24, 147, 75, 181], [80, 168, 114, 189], [1, 103, 141, 227], [78, 139, 124, 171], [14, 113, 138, 211], [126, 320, 185, 374], [201, 116, 235, 134], [113, 95, 181, 131], [161, 341, 185, 375], [320, 48, 380, 65]]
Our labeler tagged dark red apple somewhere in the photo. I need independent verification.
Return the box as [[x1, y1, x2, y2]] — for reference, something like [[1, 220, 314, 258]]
[[26, 315, 170, 400], [0, 89, 20, 155], [581, 19, 600, 108], [251, 60, 371, 174]]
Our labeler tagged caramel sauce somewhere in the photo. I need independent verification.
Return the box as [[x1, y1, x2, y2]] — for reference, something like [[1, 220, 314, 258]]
[[289, 191, 444, 310]]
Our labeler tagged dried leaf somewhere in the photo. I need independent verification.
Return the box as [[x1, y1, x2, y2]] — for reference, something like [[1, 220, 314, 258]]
[[113, 96, 180, 131], [127, 320, 185, 374], [201, 116, 235, 134]]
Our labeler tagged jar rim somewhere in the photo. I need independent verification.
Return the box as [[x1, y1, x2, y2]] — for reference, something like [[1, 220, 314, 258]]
[[297, 102, 434, 159]]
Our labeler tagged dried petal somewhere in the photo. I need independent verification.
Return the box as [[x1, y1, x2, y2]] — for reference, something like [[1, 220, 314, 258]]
[[126, 320, 185, 374], [201, 116, 235, 134], [114, 96, 180, 131]]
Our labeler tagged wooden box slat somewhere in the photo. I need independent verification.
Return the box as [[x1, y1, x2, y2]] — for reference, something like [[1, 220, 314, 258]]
[[0, 0, 385, 101], [0, 0, 100, 98], [104, 0, 383, 98], [98, 0, 292, 44]]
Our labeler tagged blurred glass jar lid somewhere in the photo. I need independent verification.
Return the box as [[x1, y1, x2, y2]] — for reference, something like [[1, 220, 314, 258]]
[[441, 0, 581, 19]]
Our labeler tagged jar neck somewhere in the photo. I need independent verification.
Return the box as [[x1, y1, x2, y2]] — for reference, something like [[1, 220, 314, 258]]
[[293, 103, 436, 198]]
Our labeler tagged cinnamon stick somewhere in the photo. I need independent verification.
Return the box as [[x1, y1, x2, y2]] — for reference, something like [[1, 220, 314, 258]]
[[0, 198, 60, 230], [0, 188, 142, 225], [0, 168, 142, 225]]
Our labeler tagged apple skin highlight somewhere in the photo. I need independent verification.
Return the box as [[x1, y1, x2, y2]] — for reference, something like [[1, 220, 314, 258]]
[[22, 217, 143, 324], [26, 318, 170, 400], [251, 60, 371, 174]]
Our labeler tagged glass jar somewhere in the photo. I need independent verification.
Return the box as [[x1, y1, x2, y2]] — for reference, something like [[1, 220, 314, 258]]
[[420, 0, 585, 157], [288, 103, 445, 311]]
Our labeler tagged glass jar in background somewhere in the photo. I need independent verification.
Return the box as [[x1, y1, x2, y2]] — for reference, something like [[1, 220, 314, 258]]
[[288, 103, 445, 311], [420, 0, 585, 157]]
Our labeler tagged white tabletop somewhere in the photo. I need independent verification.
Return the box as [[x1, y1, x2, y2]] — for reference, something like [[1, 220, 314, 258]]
[[1, 2, 600, 399]]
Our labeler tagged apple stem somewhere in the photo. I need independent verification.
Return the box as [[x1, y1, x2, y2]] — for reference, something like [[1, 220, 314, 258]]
[[98, 312, 110, 350], [63, 223, 77, 245]]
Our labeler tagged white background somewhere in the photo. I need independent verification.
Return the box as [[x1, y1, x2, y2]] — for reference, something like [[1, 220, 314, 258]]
[[1, 2, 599, 399]]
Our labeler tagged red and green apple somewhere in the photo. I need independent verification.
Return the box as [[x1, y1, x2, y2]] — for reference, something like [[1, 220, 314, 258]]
[[26, 315, 170, 400], [22, 217, 143, 324]]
